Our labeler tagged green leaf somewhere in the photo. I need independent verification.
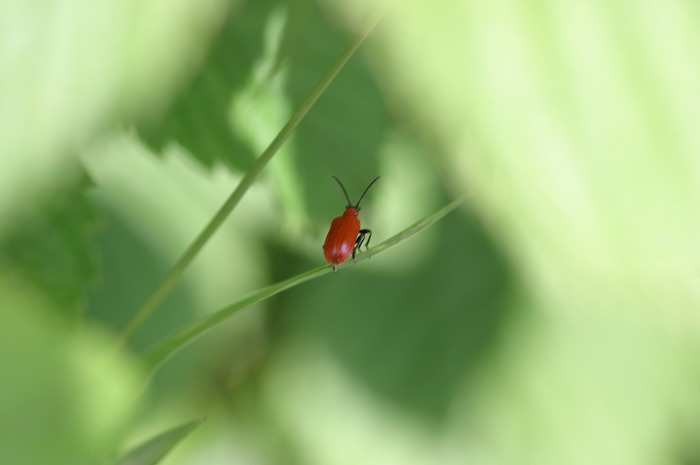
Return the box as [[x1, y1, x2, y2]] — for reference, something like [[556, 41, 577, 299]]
[[0, 277, 143, 465], [139, 0, 390, 203], [0, 0, 230, 239], [0, 174, 99, 320], [317, 1, 700, 464], [142, 192, 471, 372], [113, 419, 204, 465], [138, 1, 274, 171], [278, 1, 390, 223]]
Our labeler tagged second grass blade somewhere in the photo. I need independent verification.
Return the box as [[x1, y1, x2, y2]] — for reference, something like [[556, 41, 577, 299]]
[[119, 7, 389, 343], [142, 191, 473, 373]]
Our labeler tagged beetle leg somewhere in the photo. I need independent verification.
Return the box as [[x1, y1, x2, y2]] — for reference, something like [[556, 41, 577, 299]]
[[352, 235, 363, 260], [360, 229, 372, 249], [352, 229, 372, 260], [352, 241, 360, 260]]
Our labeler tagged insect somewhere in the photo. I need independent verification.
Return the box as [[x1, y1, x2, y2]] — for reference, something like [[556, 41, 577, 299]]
[[323, 175, 381, 271]]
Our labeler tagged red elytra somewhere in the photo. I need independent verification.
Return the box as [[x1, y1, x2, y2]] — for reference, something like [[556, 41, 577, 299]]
[[323, 175, 380, 271]]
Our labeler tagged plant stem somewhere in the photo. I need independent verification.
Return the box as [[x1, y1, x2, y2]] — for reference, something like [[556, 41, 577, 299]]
[[142, 188, 474, 372], [118, 6, 388, 344]]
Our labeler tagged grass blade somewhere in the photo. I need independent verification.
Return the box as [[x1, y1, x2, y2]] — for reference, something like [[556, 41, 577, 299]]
[[118, 7, 388, 344], [113, 418, 204, 465], [142, 189, 473, 373]]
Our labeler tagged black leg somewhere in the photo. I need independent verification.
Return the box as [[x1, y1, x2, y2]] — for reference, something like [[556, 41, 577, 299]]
[[361, 229, 372, 249], [352, 229, 372, 260]]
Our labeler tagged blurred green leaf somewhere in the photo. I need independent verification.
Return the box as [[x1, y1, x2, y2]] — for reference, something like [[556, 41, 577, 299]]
[[0, 174, 99, 320], [0, 0, 231, 238], [138, 0, 276, 170], [0, 277, 142, 465], [270, 194, 510, 422], [280, 0, 389, 223], [84, 134, 273, 410], [139, 0, 389, 225], [114, 419, 204, 465], [273, 0, 700, 464]]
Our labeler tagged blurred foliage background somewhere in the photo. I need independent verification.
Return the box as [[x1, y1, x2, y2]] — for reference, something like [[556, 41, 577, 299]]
[[1, 0, 700, 464]]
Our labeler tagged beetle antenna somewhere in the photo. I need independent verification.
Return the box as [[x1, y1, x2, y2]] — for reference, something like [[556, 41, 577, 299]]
[[332, 175, 353, 207], [354, 176, 381, 209]]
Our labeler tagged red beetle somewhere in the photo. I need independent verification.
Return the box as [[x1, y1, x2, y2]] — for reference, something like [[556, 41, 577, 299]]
[[323, 175, 380, 271]]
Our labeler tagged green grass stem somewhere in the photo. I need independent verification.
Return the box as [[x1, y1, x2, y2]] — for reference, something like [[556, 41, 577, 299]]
[[118, 7, 388, 344], [142, 189, 474, 372]]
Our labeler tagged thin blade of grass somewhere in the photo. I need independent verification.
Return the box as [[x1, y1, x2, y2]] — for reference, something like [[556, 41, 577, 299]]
[[346, 189, 475, 266], [118, 6, 389, 344], [142, 189, 473, 373], [113, 418, 204, 465]]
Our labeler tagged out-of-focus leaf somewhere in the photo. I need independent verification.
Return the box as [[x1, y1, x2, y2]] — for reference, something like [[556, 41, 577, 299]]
[[264, 192, 509, 423], [0, 277, 142, 465], [0, 0, 231, 240], [332, 0, 700, 322], [83, 133, 269, 401], [0, 174, 99, 320], [297, 0, 700, 464], [139, 0, 389, 227], [114, 419, 204, 465], [138, 0, 278, 171], [280, 1, 389, 223]]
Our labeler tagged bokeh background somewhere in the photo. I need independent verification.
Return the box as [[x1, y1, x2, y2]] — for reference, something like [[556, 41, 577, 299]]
[[2, 0, 700, 464]]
